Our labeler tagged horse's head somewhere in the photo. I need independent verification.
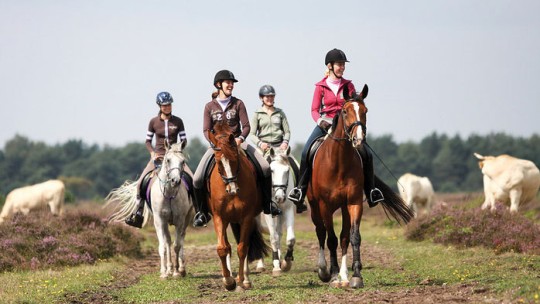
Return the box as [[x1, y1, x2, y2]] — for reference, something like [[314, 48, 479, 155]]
[[208, 121, 240, 195], [268, 147, 291, 204], [340, 84, 368, 148], [162, 142, 186, 187]]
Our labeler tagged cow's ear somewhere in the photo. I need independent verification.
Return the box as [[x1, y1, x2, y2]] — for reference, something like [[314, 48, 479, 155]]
[[473, 152, 484, 160]]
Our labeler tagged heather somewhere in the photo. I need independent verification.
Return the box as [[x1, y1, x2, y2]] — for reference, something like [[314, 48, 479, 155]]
[[0, 209, 143, 272], [405, 203, 540, 254]]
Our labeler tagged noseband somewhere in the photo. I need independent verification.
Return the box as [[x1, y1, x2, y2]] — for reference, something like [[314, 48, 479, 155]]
[[329, 101, 367, 142]]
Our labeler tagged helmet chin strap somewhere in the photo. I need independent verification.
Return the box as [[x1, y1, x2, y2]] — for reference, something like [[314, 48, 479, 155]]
[[328, 63, 342, 79], [218, 83, 232, 97]]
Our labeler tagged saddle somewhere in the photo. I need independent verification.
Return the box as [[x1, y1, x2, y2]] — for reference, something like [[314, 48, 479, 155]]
[[308, 137, 325, 168]]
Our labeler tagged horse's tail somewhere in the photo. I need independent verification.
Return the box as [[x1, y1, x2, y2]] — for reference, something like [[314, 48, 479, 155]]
[[103, 180, 150, 227], [375, 175, 415, 224], [231, 222, 270, 263]]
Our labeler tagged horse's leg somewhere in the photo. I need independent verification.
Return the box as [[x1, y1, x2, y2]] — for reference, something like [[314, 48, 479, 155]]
[[154, 216, 171, 279], [338, 206, 351, 288], [322, 208, 340, 287], [264, 213, 282, 276], [348, 203, 364, 288], [214, 217, 235, 290], [310, 203, 330, 282], [281, 204, 296, 272], [173, 222, 188, 278], [237, 221, 253, 289]]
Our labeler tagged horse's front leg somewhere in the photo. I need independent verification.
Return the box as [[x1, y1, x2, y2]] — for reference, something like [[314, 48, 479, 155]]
[[348, 203, 364, 288], [214, 218, 235, 290], [172, 224, 188, 277], [154, 218, 172, 279], [311, 203, 330, 282], [281, 208, 296, 272], [236, 223, 252, 289], [264, 213, 282, 276]]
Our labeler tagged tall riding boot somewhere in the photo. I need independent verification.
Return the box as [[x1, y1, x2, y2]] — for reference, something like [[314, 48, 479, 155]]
[[360, 145, 384, 208], [125, 195, 145, 228], [192, 187, 210, 227], [287, 171, 308, 213], [262, 176, 282, 217]]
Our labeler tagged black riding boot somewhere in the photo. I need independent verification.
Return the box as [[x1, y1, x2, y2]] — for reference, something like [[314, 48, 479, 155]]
[[359, 145, 384, 208], [287, 171, 308, 213], [262, 176, 282, 217], [125, 195, 145, 228], [192, 187, 210, 227]]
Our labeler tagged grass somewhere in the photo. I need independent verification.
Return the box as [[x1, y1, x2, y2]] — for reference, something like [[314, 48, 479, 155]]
[[1, 208, 539, 303]]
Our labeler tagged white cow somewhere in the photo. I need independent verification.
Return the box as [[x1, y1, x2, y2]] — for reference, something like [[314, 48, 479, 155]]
[[0, 179, 65, 223], [397, 173, 435, 217], [474, 153, 540, 213]]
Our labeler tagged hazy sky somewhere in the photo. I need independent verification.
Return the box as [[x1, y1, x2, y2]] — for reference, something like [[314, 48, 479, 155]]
[[1, 0, 539, 149]]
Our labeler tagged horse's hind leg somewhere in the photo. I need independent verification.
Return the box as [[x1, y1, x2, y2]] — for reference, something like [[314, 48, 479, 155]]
[[348, 205, 364, 288]]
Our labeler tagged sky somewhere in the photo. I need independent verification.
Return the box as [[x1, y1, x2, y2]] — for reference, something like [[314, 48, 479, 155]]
[[1, 0, 539, 149]]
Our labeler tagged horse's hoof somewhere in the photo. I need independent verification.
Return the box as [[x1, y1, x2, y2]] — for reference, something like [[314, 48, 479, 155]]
[[318, 269, 331, 283], [243, 281, 253, 289], [256, 266, 265, 273], [350, 277, 364, 289], [272, 269, 282, 277], [281, 260, 292, 272], [330, 279, 341, 288], [159, 273, 168, 279], [223, 277, 236, 291], [340, 280, 350, 288], [173, 270, 186, 278]]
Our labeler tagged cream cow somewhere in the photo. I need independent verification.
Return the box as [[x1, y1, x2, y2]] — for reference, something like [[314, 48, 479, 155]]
[[0, 179, 65, 223], [397, 173, 435, 217], [474, 153, 540, 213]]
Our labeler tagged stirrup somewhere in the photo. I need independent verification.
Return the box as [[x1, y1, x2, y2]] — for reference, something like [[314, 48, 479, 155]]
[[125, 211, 144, 228], [193, 212, 209, 228], [368, 188, 384, 208], [287, 188, 302, 203]]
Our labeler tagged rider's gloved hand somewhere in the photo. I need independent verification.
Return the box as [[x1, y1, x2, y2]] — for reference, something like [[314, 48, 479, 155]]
[[318, 120, 331, 131]]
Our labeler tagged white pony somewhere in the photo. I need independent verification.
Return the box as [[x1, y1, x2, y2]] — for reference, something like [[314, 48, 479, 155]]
[[105, 143, 194, 278], [0, 179, 65, 224], [255, 147, 297, 276]]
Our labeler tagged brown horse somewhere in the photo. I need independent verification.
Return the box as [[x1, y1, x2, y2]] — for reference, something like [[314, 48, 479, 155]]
[[308, 84, 414, 288], [206, 121, 269, 291]]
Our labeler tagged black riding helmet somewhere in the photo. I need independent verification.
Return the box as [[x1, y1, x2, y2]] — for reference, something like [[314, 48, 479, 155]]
[[259, 85, 276, 97], [214, 70, 238, 89], [325, 48, 349, 65], [156, 91, 174, 105]]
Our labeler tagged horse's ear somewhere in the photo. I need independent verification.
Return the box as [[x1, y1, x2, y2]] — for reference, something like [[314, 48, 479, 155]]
[[286, 145, 291, 155], [269, 147, 275, 156], [361, 84, 369, 99], [228, 133, 235, 144]]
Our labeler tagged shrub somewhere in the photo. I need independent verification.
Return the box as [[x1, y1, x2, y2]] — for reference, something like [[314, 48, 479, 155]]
[[0, 209, 143, 272], [405, 203, 540, 255]]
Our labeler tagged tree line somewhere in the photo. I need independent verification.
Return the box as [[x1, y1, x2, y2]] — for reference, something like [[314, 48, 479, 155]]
[[0, 132, 539, 203]]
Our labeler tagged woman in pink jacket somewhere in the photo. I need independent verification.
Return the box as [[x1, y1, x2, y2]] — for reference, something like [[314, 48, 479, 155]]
[[288, 49, 383, 210]]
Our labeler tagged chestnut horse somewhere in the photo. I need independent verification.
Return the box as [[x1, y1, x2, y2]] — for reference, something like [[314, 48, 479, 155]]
[[206, 121, 269, 291], [308, 85, 414, 288]]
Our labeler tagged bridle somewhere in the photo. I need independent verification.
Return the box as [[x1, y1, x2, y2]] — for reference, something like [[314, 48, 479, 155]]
[[212, 134, 240, 186], [266, 154, 289, 193], [157, 149, 184, 200], [328, 100, 367, 142]]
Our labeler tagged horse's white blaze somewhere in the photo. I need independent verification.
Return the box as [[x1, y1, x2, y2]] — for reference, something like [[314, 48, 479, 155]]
[[221, 157, 238, 193], [352, 103, 364, 142], [339, 255, 349, 282]]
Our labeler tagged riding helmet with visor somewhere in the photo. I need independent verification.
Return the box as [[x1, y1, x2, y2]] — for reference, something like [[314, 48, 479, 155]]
[[156, 91, 174, 105], [325, 48, 349, 65], [259, 85, 276, 97], [213, 70, 238, 89]]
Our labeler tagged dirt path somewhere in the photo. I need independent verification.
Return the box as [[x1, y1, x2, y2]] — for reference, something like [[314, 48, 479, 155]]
[[61, 204, 512, 304]]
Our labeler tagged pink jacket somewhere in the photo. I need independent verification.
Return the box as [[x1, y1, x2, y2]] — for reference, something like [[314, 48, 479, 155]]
[[311, 77, 356, 123]]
